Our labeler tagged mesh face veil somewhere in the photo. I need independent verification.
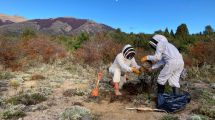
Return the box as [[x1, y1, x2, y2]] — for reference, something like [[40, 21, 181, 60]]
[[149, 38, 158, 49], [122, 45, 136, 60]]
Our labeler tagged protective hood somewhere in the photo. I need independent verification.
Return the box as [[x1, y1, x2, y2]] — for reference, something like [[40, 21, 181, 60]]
[[149, 34, 168, 49], [152, 34, 168, 43], [122, 44, 135, 60]]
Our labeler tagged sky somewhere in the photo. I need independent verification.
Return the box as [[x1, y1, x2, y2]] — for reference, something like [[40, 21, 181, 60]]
[[0, 0, 215, 34]]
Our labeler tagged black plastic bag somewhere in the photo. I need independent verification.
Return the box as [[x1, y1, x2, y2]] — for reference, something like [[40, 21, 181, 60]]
[[157, 91, 191, 113]]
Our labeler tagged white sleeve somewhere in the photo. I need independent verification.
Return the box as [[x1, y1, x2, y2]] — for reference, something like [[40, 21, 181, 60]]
[[147, 42, 165, 61], [116, 54, 132, 72], [131, 58, 141, 69], [151, 59, 165, 69]]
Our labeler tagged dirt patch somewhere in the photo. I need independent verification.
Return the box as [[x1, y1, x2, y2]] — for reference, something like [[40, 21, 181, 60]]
[[84, 100, 164, 120], [24, 80, 38, 88]]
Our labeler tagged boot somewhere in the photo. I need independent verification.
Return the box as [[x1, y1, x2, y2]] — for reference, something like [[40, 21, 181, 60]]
[[157, 83, 165, 94], [114, 82, 122, 96], [172, 87, 179, 95]]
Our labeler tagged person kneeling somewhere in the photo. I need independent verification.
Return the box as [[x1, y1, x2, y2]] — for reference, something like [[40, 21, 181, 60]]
[[109, 44, 140, 96]]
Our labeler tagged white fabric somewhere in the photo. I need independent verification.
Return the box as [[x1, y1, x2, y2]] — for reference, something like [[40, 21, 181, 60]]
[[147, 34, 184, 88], [157, 60, 184, 88], [110, 68, 126, 89], [152, 34, 168, 42], [109, 53, 140, 83], [147, 41, 183, 62]]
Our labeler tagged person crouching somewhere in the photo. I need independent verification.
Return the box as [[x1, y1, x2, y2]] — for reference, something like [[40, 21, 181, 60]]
[[109, 44, 141, 96]]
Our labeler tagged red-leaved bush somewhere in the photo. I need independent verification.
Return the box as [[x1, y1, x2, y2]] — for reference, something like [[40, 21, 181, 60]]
[[189, 41, 215, 66], [21, 37, 67, 63], [74, 33, 123, 67], [0, 39, 22, 70], [0, 37, 67, 71]]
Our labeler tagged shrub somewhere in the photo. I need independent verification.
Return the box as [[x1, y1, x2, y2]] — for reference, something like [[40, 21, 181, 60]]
[[187, 114, 209, 120], [0, 36, 67, 70], [1, 105, 26, 119], [187, 64, 215, 82], [9, 79, 20, 90], [0, 71, 15, 80], [55, 32, 89, 51], [189, 41, 215, 66], [74, 33, 123, 66], [0, 33, 66, 70], [21, 37, 67, 63], [0, 39, 22, 71], [59, 106, 92, 120], [20, 29, 37, 41], [6, 92, 47, 105], [63, 89, 85, 97]]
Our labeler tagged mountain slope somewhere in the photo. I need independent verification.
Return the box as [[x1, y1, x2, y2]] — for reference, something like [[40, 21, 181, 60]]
[[0, 16, 114, 35], [0, 13, 26, 24]]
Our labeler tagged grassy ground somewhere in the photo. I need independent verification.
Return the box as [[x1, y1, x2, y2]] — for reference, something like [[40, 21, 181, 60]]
[[0, 57, 214, 120]]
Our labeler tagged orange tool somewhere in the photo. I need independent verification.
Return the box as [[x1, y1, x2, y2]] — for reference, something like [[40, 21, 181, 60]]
[[91, 71, 102, 97]]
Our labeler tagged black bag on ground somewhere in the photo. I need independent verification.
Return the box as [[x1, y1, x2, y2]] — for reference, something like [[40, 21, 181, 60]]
[[156, 91, 191, 113]]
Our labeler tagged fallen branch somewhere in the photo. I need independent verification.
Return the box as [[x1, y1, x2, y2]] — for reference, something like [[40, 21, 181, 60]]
[[126, 107, 167, 113]]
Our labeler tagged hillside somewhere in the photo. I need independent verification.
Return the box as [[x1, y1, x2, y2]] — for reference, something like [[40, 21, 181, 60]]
[[0, 13, 26, 23], [0, 16, 114, 35]]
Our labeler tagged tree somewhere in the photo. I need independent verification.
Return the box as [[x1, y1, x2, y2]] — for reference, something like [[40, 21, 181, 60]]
[[203, 25, 214, 35], [74, 32, 89, 49], [170, 29, 175, 37], [164, 28, 170, 37], [175, 24, 189, 39], [154, 29, 163, 34]]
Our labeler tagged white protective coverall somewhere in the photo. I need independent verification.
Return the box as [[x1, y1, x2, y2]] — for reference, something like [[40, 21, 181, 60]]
[[109, 45, 140, 88], [147, 35, 184, 88]]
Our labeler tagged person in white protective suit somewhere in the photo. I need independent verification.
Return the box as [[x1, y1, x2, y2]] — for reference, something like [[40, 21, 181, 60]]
[[109, 44, 141, 96], [141, 34, 184, 95]]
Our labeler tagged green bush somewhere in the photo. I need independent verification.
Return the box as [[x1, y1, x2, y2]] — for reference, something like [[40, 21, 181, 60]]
[[21, 29, 37, 40], [56, 32, 89, 51], [59, 106, 92, 120], [0, 71, 15, 80], [187, 114, 209, 120], [7, 92, 47, 105], [1, 105, 26, 119]]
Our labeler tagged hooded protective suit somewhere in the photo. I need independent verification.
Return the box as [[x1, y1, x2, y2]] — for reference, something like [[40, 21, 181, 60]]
[[109, 44, 140, 88], [147, 35, 184, 88]]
